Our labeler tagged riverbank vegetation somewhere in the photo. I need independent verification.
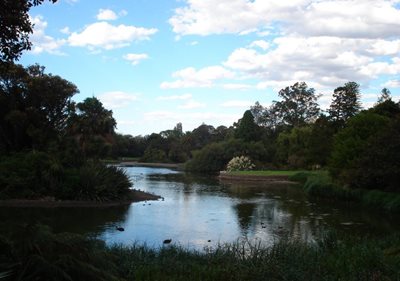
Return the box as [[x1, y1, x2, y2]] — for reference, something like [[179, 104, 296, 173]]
[[289, 171, 400, 212], [0, 62, 134, 201], [0, 224, 399, 281]]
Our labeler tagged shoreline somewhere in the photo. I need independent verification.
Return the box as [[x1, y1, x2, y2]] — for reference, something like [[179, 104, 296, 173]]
[[0, 189, 161, 208], [218, 171, 295, 184], [116, 161, 182, 169]]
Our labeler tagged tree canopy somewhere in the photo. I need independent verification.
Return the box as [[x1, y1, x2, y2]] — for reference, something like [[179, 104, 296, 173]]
[[0, 0, 57, 61]]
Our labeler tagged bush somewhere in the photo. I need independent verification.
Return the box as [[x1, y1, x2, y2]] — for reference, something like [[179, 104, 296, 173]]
[[61, 161, 132, 201], [226, 156, 255, 172]]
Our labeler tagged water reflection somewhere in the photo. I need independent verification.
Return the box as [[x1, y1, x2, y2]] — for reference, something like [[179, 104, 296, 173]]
[[0, 166, 399, 250]]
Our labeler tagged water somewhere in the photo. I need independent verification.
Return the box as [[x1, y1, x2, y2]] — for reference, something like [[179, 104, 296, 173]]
[[0, 166, 399, 249]]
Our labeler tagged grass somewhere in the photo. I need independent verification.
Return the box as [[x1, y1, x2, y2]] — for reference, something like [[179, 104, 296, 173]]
[[1, 224, 399, 281], [224, 170, 308, 177]]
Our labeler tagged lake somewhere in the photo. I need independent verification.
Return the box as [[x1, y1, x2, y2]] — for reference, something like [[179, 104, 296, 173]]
[[0, 166, 399, 250]]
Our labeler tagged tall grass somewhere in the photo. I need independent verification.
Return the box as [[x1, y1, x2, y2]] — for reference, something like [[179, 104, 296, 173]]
[[1, 225, 399, 281], [290, 171, 400, 212]]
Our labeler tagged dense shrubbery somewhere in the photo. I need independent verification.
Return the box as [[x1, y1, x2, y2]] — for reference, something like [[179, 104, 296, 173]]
[[185, 140, 270, 173], [0, 152, 131, 201], [1, 224, 399, 281], [290, 172, 400, 212]]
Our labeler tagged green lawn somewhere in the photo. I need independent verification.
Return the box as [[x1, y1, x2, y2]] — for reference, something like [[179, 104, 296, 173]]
[[225, 170, 308, 176]]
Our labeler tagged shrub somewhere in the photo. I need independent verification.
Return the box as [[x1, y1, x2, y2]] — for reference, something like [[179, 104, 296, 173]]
[[226, 156, 255, 172], [61, 161, 132, 201]]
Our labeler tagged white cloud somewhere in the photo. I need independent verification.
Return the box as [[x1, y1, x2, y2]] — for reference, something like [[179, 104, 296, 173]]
[[60, 26, 71, 35], [249, 40, 269, 50], [383, 80, 400, 88], [179, 100, 206, 109], [221, 100, 253, 108], [223, 83, 253, 90], [157, 94, 192, 101], [96, 9, 118, 21], [160, 66, 235, 89], [223, 35, 400, 89], [123, 53, 149, 65], [169, 0, 400, 39], [169, 0, 305, 36], [29, 16, 65, 55], [98, 91, 139, 109], [68, 22, 158, 50]]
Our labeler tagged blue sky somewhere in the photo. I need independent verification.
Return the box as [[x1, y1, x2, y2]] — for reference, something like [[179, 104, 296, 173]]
[[21, 0, 400, 136]]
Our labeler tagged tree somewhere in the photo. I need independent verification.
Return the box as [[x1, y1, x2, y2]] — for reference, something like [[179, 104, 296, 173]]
[[352, 116, 400, 192], [0, 0, 57, 61], [328, 112, 390, 185], [0, 63, 78, 152], [234, 110, 260, 141], [328, 81, 361, 126], [377, 88, 391, 104], [251, 101, 282, 131], [274, 82, 320, 127], [276, 126, 312, 168], [68, 97, 116, 158]]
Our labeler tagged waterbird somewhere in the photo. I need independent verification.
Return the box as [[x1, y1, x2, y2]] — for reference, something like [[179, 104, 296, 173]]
[[116, 226, 125, 232], [163, 239, 172, 244]]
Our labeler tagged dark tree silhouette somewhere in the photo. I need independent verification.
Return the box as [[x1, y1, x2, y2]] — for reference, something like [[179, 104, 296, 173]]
[[0, 0, 57, 61], [328, 81, 362, 126]]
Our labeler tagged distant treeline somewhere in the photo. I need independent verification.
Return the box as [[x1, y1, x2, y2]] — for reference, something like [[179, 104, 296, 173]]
[[113, 82, 400, 193]]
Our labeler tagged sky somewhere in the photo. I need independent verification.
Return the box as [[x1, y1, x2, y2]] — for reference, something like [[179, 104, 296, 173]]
[[20, 0, 400, 136]]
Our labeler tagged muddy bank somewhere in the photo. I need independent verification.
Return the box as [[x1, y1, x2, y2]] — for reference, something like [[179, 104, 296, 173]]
[[0, 189, 161, 208]]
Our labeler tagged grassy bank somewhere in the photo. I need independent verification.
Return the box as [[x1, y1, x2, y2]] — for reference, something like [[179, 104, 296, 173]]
[[1, 225, 399, 281], [290, 171, 400, 212], [223, 170, 304, 177]]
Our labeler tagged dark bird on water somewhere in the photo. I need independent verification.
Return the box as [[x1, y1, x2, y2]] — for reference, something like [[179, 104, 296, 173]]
[[163, 239, 172, 244], [116, 226, 125, 231]]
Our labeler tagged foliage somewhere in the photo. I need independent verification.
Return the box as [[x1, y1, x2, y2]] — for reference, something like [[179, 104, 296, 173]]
[[185, 139, 271, 173], [67, 97, 116, 159], [1, 224, 399, 281], [350, 116, 400, 192], [0, 152, 132, 201], [226, 156, 255, 172], [61, 161, 132, 202], [274, 82, 320, 127], [0, 224, 120, 281], [328, 81, 362, 127], [0, 0, 57, 61], [328, 111, 390, 185], [140, 148, 168, 163], [234, 110, 260, 141], [276, 126, 312, 168], [291, 171, 400, 212], [0, 63, 78, 152]]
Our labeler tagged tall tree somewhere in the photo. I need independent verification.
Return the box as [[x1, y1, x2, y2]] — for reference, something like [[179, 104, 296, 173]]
[[234, 110, 260, 142], [274, 82, 320, 127], [377, 88, 391, 104], [0, 63, 77, 151], [0, 0, 57, 61], [328, 81, 361, 126], [68, 97, 116, 158]]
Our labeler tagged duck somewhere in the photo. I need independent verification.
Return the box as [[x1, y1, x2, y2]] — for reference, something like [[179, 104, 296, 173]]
[[163, 239, 172, 244], [116, 226, 125, 232]]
